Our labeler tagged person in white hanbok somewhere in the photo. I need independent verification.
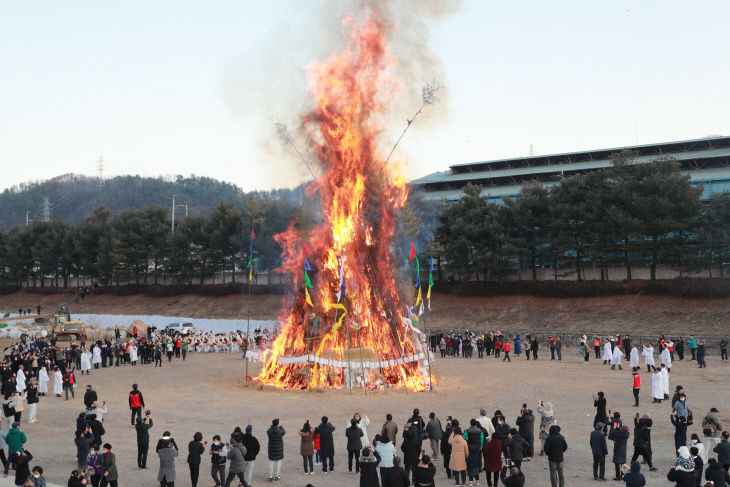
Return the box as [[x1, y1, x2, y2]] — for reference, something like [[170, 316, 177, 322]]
[[651, 368, 663, 403], [15, 366, 26, 393], [629, 345, 640, 369], [80, 349, 92, 375], [642, 344, 655, 372], [92, 345, 102, 369], [348, 413, 371, 446], [130, 344, 138, 365], [660, 346, 672, 373], [38, 367, 50, 396], [660, 364, 669, 399], [602, 340, 612, 364], [610, 346, 624, 370], [53, 368, 63, 397]]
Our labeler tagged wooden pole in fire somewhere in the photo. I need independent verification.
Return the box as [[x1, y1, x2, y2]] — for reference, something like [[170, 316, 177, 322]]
[[245, 265, 252, 383]]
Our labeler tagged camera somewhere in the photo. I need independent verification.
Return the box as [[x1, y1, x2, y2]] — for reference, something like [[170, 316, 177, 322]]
[[146, 410, 151, 415]]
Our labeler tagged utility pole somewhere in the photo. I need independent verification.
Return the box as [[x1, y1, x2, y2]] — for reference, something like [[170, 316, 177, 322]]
[[171, 195, 188, 233], [42, 198, 51, 222], [25, 211, 30, 226], [97, 156, 104, 189], [529, 144, 534, 157]]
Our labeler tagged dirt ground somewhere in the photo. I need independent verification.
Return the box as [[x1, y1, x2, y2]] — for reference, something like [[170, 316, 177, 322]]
[[13, 347, 729, 487], [2, 290, 729, 335]]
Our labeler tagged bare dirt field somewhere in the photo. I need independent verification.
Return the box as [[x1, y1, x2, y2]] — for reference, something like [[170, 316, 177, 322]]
[[2, 290, 729, 335], [14, 347, 729, 487]]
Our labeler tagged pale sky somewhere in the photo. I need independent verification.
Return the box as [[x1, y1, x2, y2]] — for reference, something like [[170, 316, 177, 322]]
[[1, 1, 729, 192]]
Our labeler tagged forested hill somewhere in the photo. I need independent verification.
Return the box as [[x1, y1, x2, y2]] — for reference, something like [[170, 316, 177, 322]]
[[0, 174, 300, 228]]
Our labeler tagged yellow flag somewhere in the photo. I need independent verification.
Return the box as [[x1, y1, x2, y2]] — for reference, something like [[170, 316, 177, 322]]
[[426, 283, 432, 300], [305, 288, 313, 307], [415, 286, 422, 306], [249, 266, 253, 281]]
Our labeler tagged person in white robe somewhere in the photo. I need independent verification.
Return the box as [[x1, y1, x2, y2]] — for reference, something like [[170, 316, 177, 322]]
[[130, 345, 138, 365], [651, 368, 663, 403], [348, 413, 371, 446], [92, 345, 102, 369], [610, 346, 624, 370], [80, 350, 92, 375], [53, 368, 63, 397], [660, 346, 672, 372], [15, 366, 26, 393], [602, 340, 612, 364], [629, 345, 639, 368], [642, 345, 655, 372], [660, 364, 669, 399], [38, 367, 49, 396]]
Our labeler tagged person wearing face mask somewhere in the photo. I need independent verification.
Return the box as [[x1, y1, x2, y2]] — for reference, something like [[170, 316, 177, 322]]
[[674, 394, 692, 422], [209, 435, 227, 487], [24, 465, 45, 487]]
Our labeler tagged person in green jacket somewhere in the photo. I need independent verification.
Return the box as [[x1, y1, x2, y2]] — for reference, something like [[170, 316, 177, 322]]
[[6, 422, 27, 456], [181, 340, 188, 361]]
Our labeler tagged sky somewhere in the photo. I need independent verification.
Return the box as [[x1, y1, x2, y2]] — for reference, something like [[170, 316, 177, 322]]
[[1, 1, 729, 192]]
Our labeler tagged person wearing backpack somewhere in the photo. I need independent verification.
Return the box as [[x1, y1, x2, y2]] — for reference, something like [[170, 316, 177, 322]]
[[703, 408, 722, 453], [425, 413, 443, 460]]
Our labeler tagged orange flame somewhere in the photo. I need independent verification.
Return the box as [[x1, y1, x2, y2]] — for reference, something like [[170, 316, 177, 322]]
[[256, 10, 431, 391]]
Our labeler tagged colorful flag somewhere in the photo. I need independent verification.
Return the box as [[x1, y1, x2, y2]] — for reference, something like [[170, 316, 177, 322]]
[[415, 286, 422, 307], [414, 256, 420, 288], [304, 258, 312, 271], [304, 272, 313, 289], [303, 242, 311, 254], [247, 224, 255, 275], [305, 288, 313, 307], [408, 242, 416, 261], [427, 257, 434, 310]]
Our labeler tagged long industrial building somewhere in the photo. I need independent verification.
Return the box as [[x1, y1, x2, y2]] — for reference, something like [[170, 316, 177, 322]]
[[410, 136, 730, 202]]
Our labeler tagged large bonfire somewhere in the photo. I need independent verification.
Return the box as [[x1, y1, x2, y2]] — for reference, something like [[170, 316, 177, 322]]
[[256, 10, 431, 391]]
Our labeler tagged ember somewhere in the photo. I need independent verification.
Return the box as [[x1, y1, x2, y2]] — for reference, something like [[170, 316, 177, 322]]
[[256, 9, 432, 391]]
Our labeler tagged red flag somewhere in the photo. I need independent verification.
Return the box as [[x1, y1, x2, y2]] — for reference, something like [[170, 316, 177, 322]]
[[303, 242, 311, 254], [409, 242, 416, 261], [251, 225, 255, 239]]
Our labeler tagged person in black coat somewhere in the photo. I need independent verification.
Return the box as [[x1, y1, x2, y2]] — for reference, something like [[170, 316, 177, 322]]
[[83, 386, 98, 409], [413, 455, 435, 487], [609, 424, 629, 480], [440, 420, 454, 479], [507, 429, 527, 469], [500, 463, 525, 487], [689, 446, 703, 487], [400, 425, 421, 482], [358, 446, 381, 487], [594, 392, 608, 430], [346, 419, 364, 473], [315, 416, 336, 473], [241, 425, 260, 485], [515, 407, 535, 459], [87, 413, 105, 448], [589, 422, 608, 480], [186, 432, 206, 487], [705, 458, 730, 487], [667, 466, 696, 487], [383, 456, 409, 487], [135, 413, 153, 468]]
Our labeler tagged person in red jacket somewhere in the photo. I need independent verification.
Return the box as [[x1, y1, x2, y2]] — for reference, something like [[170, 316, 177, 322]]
[[62, 368, 76, 401], [632, 368, 641, 407], [494, 340, 502, 359], [502, 342, 512, 362], [129, 383, 145, 426]]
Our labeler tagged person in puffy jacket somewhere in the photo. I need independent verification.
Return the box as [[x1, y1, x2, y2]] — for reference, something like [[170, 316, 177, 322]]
[[266, 419, 285, 481], [500, 463, 525, 487], [224, 434, 247, 487], [621, 461, 645, 487], [448, 428, 469, 487], [705, 458, 730, 487], [590, 422, 607, 480], [240, 425, 259, 486], [609, 424, 630, 480], [346, 419, 364, 473], [186, 432, 205, 487]]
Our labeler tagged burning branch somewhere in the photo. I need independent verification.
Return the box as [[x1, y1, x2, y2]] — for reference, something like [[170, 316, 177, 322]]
[[274, 121, 318, 180]]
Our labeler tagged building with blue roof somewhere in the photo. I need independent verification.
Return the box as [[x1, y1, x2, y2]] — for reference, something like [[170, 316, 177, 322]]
[[410, 136, 730, 202]]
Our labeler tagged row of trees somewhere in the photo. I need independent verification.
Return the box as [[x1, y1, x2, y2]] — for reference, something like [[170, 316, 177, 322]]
[[436, 154, 730, 280], [0, 194, 304, 287], [0, 152, 728, 287]]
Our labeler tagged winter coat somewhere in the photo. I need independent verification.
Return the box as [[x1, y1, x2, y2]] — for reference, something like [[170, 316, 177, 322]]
[[448, 433, 469, 472], [543, 426, 567, 463], [715, 440, 730, 465], [413, 463, 436, 487], [346, 426, 364, 452], [622, 461, 645, 487], [590, 429, 607, 456], [381, 420, 398, 445], [13, 451, 32, 487], [298, 430, 314, 456], [226, 443, 246, 473], [358, 451, 381, 487], [466, 444, 482, 472], [514, 337, 522, 355], [383, 465, 409, 487], [666, 467, 695, 487], [315, 422, 335, 457], [267, 425, 286, 460], [609, 426, 629, 464], [401, 430, 421, 467], [157, 446, 178, 482], [240, 433, 260, 461], [425, 418, 443, 440], [507, 434, 527, 461], [704, 412, 722, 438], [187, 440, 205, 465], [75, 433, 94, 465], [483, 437, 503, 472], [101, 451, 118, 481], [500, 465, 525, 487], [705, 461, 730, 487], [515, 413, 534, 443], [375, 440, 396, 469], [6, 427, 26, 455]]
